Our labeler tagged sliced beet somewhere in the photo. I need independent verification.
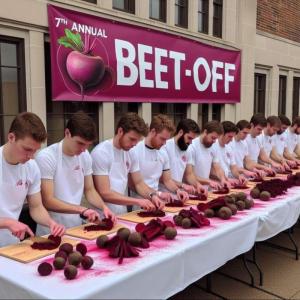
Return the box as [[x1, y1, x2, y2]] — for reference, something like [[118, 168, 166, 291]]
[[165, 200, 184, 207], [137, 210, 166, 218], [84, 218, 113, 231]]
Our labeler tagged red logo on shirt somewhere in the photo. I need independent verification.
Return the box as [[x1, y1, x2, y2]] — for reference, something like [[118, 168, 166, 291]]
[[16, 180, 23, 186], [182, 155, 187, 162], [74, 165, 80, 171], [226, 152, 231, 158], [126, 161, 130, 169]]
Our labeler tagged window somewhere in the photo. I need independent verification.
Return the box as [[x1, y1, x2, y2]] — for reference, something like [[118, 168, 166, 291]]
[[149, 0, 167, 22], [114, 102, 139, 130], [0, 37, 26, 145], [152, 103, 187, 127], [254, 73, 266, 115], [198, 0, 208, 34], [278, 75, 287, 115], [113, 0, 135, 14], [293, 77, 300, 119], [198, 104, 208, 129], [175, 0, 188, 28], [44, 43, 99, 146], [213, 0, 223, 38], [212, 104, 222, 121]]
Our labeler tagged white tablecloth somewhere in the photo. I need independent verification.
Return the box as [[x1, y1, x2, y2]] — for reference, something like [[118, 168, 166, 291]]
[[0, 213, 259, 299]]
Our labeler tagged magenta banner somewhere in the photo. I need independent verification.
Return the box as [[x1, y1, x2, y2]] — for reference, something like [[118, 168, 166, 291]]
[[47, 5, 241, 103]]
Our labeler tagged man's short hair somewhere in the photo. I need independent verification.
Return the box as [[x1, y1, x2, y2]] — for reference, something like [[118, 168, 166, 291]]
[[222, 121, 238, 134], [150, 114, 175, 134], [203, 120, 223, 135], [292, 116, 300, 127], [250, 113, 267, 127], [175, 119, 200, 135], [278, 115, 291, 126], [115, 112, 148, 136], [236, 120, 251, 131], [267, 116, 281, 127], [9, 112, 47, 143], [66, 111, 97, 141]]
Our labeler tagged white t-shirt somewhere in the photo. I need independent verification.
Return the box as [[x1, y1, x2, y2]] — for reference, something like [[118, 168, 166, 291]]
[[187, 137, 219, 179], [161, 138, 190, 182], [257, 132, 275, 157], [213, 140, 236, 178], [91, 139, 139, 176], [36, 143, 92, 180], [285, 128, 298, 154], [130, 140, 169, 190], [228, 138, 248, 169], [1, 149, 40, 196], [274, 132, 287, 156], [245, 134, 263, 163]]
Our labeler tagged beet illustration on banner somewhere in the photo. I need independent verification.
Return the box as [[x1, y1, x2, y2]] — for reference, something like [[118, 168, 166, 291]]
[[57, 29, 115, 100]]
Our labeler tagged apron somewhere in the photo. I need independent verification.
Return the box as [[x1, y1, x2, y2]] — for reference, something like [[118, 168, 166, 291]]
[[132, 144, 163, 210], [36, 141, 84, 235], [0, 147, 28, 247], [108, 148, 130, 215]]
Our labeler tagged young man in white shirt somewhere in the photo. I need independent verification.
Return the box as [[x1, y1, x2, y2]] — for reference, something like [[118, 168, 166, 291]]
[[130, 114, 189, 203], [245, 114, 275, 174], [271, 115, 299, 167], [0, 112, 65, 247], [185, 120, 228, 190], [256, 116, 285, 171], [36, 112, 115, 235], [229, 120, 262, 178], [161, 118, 206, 195], [213, 121, 247, 186], [284, 116, 300, 158], [92, 113, 166, 215]]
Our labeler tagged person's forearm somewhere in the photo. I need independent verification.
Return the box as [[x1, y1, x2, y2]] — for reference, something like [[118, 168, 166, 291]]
[[101, 189, 142, 206], [270, 151, 284, 163], [43, 197, 84, 214], [230, 165, 240, 178], [85, 188, 106, 210], [162, 179, 178, 193], [135, 181, 154, 199], [29, 203, 53, 227], [0, 217, 14, 229], [284, 149, 296, 161]]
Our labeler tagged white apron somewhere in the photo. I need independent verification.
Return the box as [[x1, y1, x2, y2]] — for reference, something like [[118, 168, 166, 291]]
[[36, 141, 84, 235], [132, 144, 163, 210], [107, 149, 129, 215], [169, 140, 186, 182], [0, 147, 28, 247]]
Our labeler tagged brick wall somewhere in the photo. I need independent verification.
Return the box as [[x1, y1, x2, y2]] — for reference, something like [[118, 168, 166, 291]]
[[257, 0, 300, 43]]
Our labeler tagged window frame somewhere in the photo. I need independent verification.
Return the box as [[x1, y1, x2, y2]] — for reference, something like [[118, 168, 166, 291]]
[[254, 73, 266, 115], [0, 36, 27, 145], [198, 0, 209, 34], [113, 0, 135, 14], [278, 75, 287, 116], [175, 0, 189, 29], [213, 0, 223, 38], [149, 0, 167, 23], [292, 77, 300, 119]]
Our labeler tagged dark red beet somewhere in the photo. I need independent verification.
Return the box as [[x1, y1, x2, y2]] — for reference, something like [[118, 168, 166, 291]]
[[31, 235, 62, 250], [81, 256, 94, 270], [137, 210, 166, 218], [76, 243, 87, 256], [189, 193, 207, 201], [38, 262, 53, 276], [176, 207, 210, 228], [64, 265, 78, 280], [212, 186, 230, 194], [55, 250, 68, 260], [165, 200, 184, 207], [84, 218, 113, 231], [233, 184, 249, 189], [59, 243, 73, 254]]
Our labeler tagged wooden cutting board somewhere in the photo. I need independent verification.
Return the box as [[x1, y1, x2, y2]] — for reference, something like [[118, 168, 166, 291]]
[[118, 210, 165, 223], [0, 236, 78, 263], [65, 223, 125, 240], [163, 205, 188, 213]]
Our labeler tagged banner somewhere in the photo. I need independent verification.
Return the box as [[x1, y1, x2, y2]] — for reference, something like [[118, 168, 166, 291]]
[[48, 5, 241, 103]]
